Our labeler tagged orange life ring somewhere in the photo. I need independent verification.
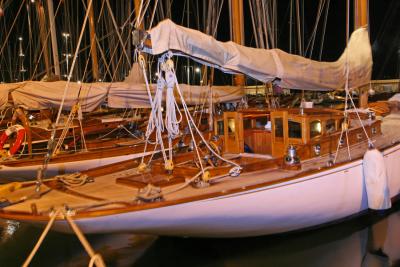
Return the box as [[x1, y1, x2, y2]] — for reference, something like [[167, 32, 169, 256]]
[[0, 124, 26, 156]]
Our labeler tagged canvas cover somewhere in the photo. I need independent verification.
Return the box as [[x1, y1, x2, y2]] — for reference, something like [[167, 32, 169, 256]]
[[0, 83, 19, 109], [1, 77, 242, 111], [107, 83, 243, 108], [145, 19, 372, 91], [9, 81, 108, 112]]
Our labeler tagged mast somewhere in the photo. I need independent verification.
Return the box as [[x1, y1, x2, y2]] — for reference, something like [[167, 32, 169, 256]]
[[230, 0, 245, 86], [134, 0, 143, 29], [87, 0, 99, 81], [47, 0, 60, 79], [35, 1, 52, 79], [354, 0, 369, 108], [354, 0, 368, 29]]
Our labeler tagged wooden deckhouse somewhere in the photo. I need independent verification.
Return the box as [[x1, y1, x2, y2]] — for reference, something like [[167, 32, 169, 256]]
[[214, 108, 381, 161]]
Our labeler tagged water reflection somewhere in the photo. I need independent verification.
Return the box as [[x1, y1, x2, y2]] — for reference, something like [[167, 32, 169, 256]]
[[0, 221, 156, 267], [134, 205, 400, 267], [0, 204, 400, 267]]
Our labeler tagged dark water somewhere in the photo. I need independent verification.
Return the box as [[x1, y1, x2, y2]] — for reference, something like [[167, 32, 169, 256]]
[[1, 204, 400, 267]]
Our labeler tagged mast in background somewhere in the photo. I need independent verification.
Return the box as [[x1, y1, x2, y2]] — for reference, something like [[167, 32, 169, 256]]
[[230, 0, 245, 86], [47, 0, 60, 79], [354, 0, 369, 108], [134, 0, 143, 29], [87, 0, 99, 81], [35, 1, 52, 79]]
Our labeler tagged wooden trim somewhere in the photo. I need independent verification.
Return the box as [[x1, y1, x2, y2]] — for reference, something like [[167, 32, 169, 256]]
[[2, 141, 400, 222]]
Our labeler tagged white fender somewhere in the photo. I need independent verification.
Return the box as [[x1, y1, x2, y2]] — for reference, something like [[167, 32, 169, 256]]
[[363, 148, 391, 210]]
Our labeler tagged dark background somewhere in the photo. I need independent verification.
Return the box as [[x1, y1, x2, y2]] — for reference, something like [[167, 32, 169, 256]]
[[0, 0, 398, 84]]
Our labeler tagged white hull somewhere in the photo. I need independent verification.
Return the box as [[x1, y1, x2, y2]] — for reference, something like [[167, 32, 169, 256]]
[[43, 143, 400, 237], [0, 151, 152, 181]]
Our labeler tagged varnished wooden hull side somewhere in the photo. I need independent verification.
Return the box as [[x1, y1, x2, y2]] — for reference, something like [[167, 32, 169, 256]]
[[24, 143, 400, 237], [0, 150, 153, 181]]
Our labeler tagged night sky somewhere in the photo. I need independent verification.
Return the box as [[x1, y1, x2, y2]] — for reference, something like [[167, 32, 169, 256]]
[[169, 0, 400, 83], [0, 0, 399, 83]]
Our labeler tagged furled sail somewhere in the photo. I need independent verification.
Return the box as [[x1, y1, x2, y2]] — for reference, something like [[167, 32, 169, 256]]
[[108, 84, 243, 108], [8, 81, 108, 112], [144, 19, 372, 91], [0, 63, 242, 111]]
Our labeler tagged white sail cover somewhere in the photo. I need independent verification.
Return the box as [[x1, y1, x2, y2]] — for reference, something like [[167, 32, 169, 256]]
[[108, 84, 243, 108], [0, 78, 242, 111], [0, 83, 18, 109], [145, 19, 372, 91], [9, 81, 108, 112]]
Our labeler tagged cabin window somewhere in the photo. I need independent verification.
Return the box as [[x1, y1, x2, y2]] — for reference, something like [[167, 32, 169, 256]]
[[227, 118, 236, 135], [325, 119, 336, 134], [217, 121, 224, 135], [274, 118, 283, 137], [339, 138, 345, 146], [201, 118, 208, 125], [255, 117, 268, 129], [339, 119, 346, 130], [243, 118, 252, 129], [372, 127, 377, 135], [288, 120, 302, 139], [310, 120, 322, 138]]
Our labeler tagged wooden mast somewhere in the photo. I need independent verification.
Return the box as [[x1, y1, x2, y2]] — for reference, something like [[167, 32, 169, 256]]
[[46, 0, 60, 79], [35, 2, 51, 79], [354, 0, 369, 108], [87, 0, 99, 81], [134, 0, 143, 30], [230, 0, 245, 86]]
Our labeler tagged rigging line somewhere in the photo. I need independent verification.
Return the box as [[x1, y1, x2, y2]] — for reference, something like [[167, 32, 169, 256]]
[[29, 0, 63, 80], [169, 58, 241, 170], [105, 25, 133, 83], [97, 0, 106, 24], [289, 0, 293, 53], [137, 0, 151, 29], [211, 0, 225, 37], [295, 0, 302, 55], [41, 0, 94, 175], [304, 0, 325, 58], [195, 87, 209, 129], [274, 0, 278, 48], [53, 49, 92, 151], [95, 37, 113, 79], [319, 0, 330, 61], [85, 0, 134, 77], [194, 0, 200, 31], [0, 0, 24, 58], [30, 28, 118, 80], [311, 0, 327, 56], [138, 54, 161, 164], [260, 0, 269, 49], [267, 0, 273, 48], [248, 0, 260, 48], [205, 0, 212, 34], [254, 0, 265, 49], [104, 0, 131, 66], [121, 7, 136, 29], [336, 0, 353, 161], [134, 0, 144, 28], [148, 0, 159, 30], [270, 0, 276, 48], [54, 0, 94, 126]]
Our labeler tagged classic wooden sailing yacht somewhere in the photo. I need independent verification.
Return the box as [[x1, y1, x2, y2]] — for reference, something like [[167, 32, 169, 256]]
[[0, 0, 399, 238]]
